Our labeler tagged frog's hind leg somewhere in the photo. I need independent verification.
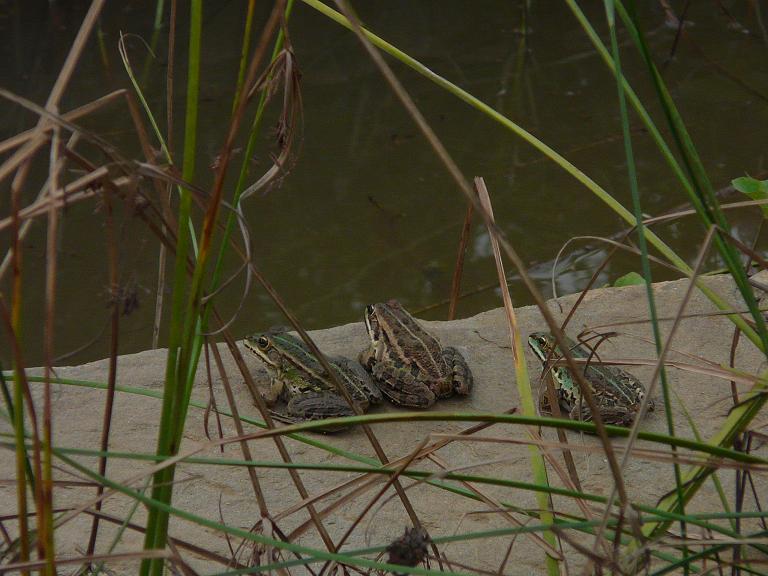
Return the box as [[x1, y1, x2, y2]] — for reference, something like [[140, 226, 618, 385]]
[[442, 347, 473, 396], [274, 392, 357, 432], [286, 391, 356, 420], [569, 401, 594, 423], [373, 363, 436, 408], [570, 402, 636, 427], [333, 356, 383, 406]]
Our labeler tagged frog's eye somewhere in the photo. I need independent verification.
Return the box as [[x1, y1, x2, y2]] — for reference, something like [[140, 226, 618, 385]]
[[257, 336, 269, 349]]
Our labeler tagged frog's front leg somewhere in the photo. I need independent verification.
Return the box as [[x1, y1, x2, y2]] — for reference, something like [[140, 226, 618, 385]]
[[442, 347, 473, 396], [358, 345, 376, 372], [252, 368, 285, 406], [372, 362, 436, 408], [537, 376, 559, 416], [264, 367, 304, 405]]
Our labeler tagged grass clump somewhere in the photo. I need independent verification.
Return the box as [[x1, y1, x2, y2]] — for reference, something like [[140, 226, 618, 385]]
[[1, 2, 767, 575]]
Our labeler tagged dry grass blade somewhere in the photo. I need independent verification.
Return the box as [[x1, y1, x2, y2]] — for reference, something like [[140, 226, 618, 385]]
[[234, 259, 428, 547], [428, 434, 768, 472], [285, 411, 533, 545], [239, 48, 303, 200], [207, 339, 269, 515], [152, 0, 178, 350], [285, 476, 383, 541], [425, 452, 561, 558], [472, 176, 565, 566], [201, 342, 226, 449], [39, 106, 65, 574], [554, 357, 761, 387], [83, 184, 126, 563], [1, 296, 47, 572], [210, 321, 337, 553], [0, 165, 106, 234], [589, 225, 718, 565], [0, 0, 107, 187], [317, 437, 434, 576], [448, 201, 474, 320], [78, 508, 248, 569], [0, 133, 85, 290], [2, 549, 171, 573], [552, 234, 680, 301], [0, 90, 125, 156], [329, 2, 631, 541]]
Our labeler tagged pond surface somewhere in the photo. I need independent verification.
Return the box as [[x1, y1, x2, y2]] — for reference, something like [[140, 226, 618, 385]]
[[1, 0, 767, 365]]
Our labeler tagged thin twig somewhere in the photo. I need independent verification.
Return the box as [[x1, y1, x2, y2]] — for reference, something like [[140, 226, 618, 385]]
[[448, 202, 474, 320]]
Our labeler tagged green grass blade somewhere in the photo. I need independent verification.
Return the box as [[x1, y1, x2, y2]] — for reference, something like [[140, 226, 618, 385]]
[[604, 2, 688, 567], [15, 373, 768, 567], [603, 1, 768, 549], [614, 0, 768, 353], [12, 372, 768, 467], [52, 450, 478, 576], [477, 181, 560, 574], [140, 0, 203, 573], [117, 32, 199, 254]]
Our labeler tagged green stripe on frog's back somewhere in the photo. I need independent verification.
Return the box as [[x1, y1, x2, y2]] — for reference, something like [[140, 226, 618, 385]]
[[527, 331, 648, 411]]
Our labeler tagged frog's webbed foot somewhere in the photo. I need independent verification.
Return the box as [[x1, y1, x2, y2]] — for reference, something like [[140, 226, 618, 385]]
[[442, 347, 473, 396]]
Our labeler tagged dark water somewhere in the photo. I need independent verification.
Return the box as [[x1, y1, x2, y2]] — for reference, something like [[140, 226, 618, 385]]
[[1, 1, 767, 365]]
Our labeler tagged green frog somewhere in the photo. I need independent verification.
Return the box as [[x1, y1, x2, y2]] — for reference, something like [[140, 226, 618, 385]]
[[527, 331, 653, 427], [245, 331, 382, 427], [358, 300, 473, 407]]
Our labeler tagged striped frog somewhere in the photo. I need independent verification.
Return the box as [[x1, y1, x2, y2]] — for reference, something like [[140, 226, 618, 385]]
[[245, 332, 382, 427], [527, 332, 653, 426]]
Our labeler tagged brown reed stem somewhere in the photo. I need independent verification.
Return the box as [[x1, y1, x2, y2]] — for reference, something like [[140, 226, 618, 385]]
[[448, 201, 474, 320]]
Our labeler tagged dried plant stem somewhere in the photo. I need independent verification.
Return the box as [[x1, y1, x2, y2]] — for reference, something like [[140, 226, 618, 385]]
[[83, 186, 122, 562], [39, 108, 65, 576], [317, 436, 433, 576], [448, 201, 473, 320], [0, 90, 124, 156], [9, 164, 31, 576], [331, 1, 631, 570], [207, 339, 269, 514], [474, 176, 561, 572], [214, 317, 336, 552]]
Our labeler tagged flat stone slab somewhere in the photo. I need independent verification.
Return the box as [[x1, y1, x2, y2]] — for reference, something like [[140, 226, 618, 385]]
[[2, 274, 767, 574]]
